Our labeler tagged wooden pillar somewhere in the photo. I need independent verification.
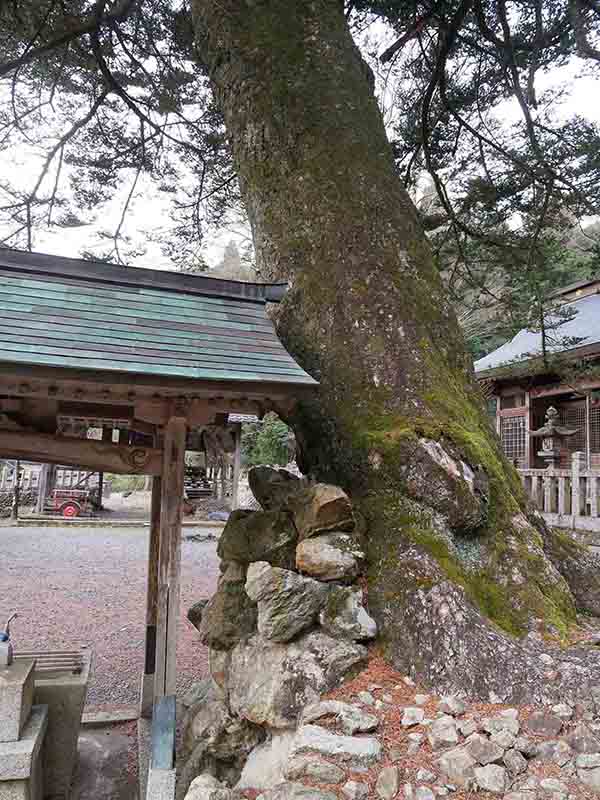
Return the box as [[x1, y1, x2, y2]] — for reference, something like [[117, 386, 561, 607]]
[[97, 471, 104, 509], [495, 395, 501, 436], [98, 427, 113, 509], [220, 458, 227, 501], [36, 464, 49, 514], [524, 391, 531, 469], [154, 416, 187, 701], [558, 476, 567, 516], [586, 394, 592, 471], [212, 462, 219, 498], [231, 424, 242, 510], [543, 473, 553, 514], [11, 460, 20, 520], [531, 475, 540, 509], [572, 451, 583, 524], [591, 473, 599, 520], [140, 476, 162, 718], [47, 465, 56, 511]]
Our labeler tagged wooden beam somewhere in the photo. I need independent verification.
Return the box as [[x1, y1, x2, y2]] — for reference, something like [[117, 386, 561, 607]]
[[498, 407, 527, 418], [135, 397, 263, 427], [59, 401, 132, 418], [0, 365, 307, 407], [154, 416, 186, 701], [0, 429, 162, 475], [530, 378, 600, 399], [130, 418, 156, 436]]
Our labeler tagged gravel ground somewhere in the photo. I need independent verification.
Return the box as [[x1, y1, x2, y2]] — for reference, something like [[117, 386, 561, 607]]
[[98, 491, 232, 521], [0, 525, 220, 708]]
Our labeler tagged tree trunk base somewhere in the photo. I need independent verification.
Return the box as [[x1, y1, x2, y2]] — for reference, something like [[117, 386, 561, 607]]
[[368, 523, 600, 706], [542, 524, 600, 617]]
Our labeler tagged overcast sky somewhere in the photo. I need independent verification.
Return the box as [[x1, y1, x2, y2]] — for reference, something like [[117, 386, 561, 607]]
[[1, 30, 598, 274], [1, 143, 242, 270]]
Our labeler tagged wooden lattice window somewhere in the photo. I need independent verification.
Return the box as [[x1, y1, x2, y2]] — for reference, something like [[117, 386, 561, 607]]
[[558, 403, 587, 455], [590, 405, 600, 455], [500, 415, 527, 465]]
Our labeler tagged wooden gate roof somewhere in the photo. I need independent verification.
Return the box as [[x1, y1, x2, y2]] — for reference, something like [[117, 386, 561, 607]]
[[0, 249, 317, 388]]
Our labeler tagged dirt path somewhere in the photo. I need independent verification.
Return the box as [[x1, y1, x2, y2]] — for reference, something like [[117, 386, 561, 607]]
[[0, 525, 220, 708]]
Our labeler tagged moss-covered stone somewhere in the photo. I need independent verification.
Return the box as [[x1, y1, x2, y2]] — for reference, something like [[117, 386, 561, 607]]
[[217, 509, 298, 569], [319, 585, 377, 641], [365, 495, 576, 644], [296, 532, 363, 581], [248, 466, 303, 511], [542, 526, 600, 616], [197, 581, 257, 651]]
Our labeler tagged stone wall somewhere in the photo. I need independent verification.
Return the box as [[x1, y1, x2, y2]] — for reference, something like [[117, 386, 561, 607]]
[[180, 467, 377, 797]]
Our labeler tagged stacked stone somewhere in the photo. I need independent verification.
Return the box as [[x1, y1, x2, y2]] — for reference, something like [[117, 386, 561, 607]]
[[181, 467, 378, 799]]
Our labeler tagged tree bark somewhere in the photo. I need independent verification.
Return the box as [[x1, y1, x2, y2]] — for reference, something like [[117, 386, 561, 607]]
[[192, 0, 600, 700]]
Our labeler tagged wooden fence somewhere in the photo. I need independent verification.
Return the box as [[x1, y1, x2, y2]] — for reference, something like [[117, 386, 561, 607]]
[[0, 463, 96, 490], [518, 451, 600, 532]]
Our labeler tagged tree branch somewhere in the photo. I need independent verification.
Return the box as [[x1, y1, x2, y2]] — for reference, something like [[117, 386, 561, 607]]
[[570, 0, 600, 60], [380, 4, 440, 63], [0, 0, 136, 78], [28, 90, 110, 204]]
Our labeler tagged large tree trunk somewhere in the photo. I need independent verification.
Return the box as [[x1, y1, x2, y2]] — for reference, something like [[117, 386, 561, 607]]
[[193, 0, 600, 701]]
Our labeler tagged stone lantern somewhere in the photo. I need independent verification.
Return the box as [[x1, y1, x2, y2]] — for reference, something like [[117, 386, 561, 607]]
[[530, 406, 579, 469]]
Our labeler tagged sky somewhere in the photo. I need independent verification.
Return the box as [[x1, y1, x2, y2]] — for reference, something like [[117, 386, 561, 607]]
[[1, 142, 243, 270], [1, 22, 599, 274]]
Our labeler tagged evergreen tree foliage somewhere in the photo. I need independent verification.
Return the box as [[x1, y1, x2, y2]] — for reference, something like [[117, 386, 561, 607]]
[[1, 0, 599, 277], [241, 414, 292, 468]]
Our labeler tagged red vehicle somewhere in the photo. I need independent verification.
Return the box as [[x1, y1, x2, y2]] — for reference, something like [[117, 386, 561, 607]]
[[45, 487, 99, 518]]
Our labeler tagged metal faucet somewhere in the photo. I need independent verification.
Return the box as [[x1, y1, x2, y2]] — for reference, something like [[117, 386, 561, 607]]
[[0, 613, 17, 668]]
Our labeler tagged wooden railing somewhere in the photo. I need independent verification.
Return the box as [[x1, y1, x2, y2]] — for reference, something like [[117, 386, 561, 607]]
[[518, 452, 600, 531], [0, 464, 97, 491]]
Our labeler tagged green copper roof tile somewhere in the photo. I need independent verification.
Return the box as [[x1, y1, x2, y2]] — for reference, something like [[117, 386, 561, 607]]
[[0, 251, 317, 388]]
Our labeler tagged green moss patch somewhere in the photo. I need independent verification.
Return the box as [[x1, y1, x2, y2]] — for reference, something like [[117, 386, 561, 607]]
[[365, 495, 576, 642]]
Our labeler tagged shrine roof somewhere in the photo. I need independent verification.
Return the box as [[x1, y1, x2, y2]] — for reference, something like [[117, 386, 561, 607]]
[[474, 291, 600, 377], [0, 249, 317, 388]]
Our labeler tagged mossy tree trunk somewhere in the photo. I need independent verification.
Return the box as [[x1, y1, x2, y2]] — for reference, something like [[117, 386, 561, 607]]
[[193, 0, 600, 699]]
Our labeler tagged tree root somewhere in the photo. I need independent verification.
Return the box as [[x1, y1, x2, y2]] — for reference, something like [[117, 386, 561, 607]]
[[540, 524, 600, 617]]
